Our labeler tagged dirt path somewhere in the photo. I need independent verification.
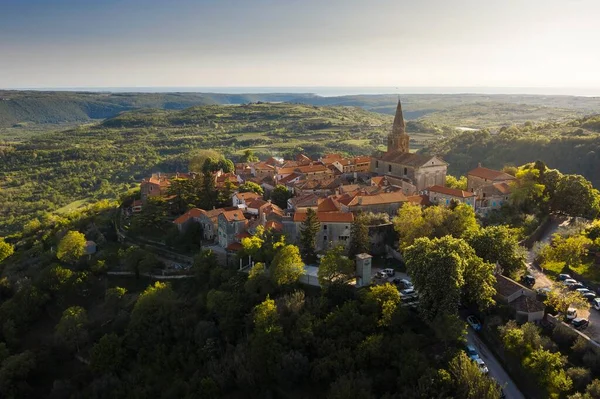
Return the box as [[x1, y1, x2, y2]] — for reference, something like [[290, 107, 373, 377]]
[[526, 216, 571, 289]]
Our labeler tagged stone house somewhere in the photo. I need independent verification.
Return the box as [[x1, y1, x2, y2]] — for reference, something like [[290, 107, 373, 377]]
[[232, 191, 261, 207], [467, 165, 516, 192], [338, 191, 408, 216], [217, 209, 248, 249], [494, 274, 545, 323], [286, 211, 354, 252], [476, 182, 512, 215], [426, 185, 476, 208]]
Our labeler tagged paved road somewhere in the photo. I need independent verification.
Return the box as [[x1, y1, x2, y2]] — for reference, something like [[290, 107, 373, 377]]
[[467, 329, 525, 399], [525, 217, 569, 290]]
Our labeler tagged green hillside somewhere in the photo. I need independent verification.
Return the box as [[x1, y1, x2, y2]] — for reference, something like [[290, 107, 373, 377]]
[[0, 103, 392, 235], [2, 90, 600, 132], [423, 114, 600, 185]]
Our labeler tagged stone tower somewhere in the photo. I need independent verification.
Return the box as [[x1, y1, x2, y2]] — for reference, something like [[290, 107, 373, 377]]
[[387, 99, 410, 153]]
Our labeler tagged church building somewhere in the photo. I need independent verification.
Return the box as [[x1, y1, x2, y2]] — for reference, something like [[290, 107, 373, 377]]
[[371, 100, 448, 195]]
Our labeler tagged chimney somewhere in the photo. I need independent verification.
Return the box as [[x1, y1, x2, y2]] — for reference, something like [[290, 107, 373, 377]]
[[478, 162, 482, 168]]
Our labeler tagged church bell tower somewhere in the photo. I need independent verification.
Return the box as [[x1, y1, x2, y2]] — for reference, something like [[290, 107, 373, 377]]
[[387, 99, 410, 153]]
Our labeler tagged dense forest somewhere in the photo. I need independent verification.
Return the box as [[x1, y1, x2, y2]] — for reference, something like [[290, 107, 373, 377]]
[[424, 115, 600, 186]]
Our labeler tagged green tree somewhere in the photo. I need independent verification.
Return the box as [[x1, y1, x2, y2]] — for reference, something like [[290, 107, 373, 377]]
[[271, 185, 292, 209], [394, 202, 431, 250], [56, 231, 86, 264], [446, 175, 468, 190], [90, 333, 124, 374], [348, 212, 370, 258], [188, 149, 221, 173], [55, 306, 88, 352], [134, 196, 168, 232], [366, 283, 401, 327], [318, 245, 355, 286], [545, 286, 589, 315], [469, 225, 526, 276], [299, 208, 320, 264], [270, 245, 304, 286], [0, 238, 14, 264], [405, 236, 495, 321], [510, 167, 546, 212], [447, 352, 501, 399], [523, 349, 572, 397], [241, 149, 259, 162], [238, 181, 264, 196], [0, 351, 36, 398], [552, 174, 600, 218]]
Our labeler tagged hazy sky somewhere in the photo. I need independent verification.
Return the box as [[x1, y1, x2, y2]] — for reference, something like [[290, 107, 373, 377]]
[[1, 0, 599, 89]]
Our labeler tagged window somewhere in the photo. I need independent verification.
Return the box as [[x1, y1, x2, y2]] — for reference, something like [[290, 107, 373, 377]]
[[376, 160, 379, 168], [403, 167, 408, 175], [345, 225, 349, 229], [323, 235, 328, 241], [323, 225, 328, 230], [388, 165, 392, 173]]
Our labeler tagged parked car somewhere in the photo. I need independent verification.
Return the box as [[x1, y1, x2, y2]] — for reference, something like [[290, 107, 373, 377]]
[[376, 271, 388, 279], [523, 275, 536, 287], [383, 268, 396, 277], [467, 315, 482, 331], [594, 298, 600, 311], [572, 318, 590, 330], [398, 278, 413, 289], [465, 345, 479, 360], [567, 307, 578, 321], [563, 278, 578, 286], [400, 288, 417, 297], [473, 357, 489, 374], [559, 274, 572, 281], [536, 287, 552, 298], [570, 283, 587, 291], [576, 288, 593, 295], [584, 293, 597, 302]]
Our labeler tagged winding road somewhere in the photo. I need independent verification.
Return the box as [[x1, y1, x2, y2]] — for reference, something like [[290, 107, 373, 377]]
[[467, 329, 525, 399]]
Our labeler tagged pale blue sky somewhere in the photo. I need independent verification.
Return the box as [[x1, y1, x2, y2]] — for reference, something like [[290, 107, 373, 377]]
[[1, 0, 599, 89]]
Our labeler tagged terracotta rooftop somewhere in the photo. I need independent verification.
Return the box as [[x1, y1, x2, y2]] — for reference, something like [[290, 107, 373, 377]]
[[406, 194, 432, 206], [354, 156, 372, 164], [173, 208, 205, 225], [290, 193, 321, 208], [276, 167, 298, 175], [297, 164, 329, 174], [321, 154, 343, 164], [428, 185, 476, 198], [278, 172, 301, 185], [265, 220, 284, 232], [235, 192, 261, 201], [317, 197, 342, 212], [482, 182, 512, 196], [495, 275, 530, 299], [246, 198, 269, 209], [512, 295, 545, 313], [347, 191, 408, 206], [337, 159, 353, 166], [221, 209, 247, 222], [296, 154, 312, 162], [235, 231, 252, 240], [253, 162, 275, 170], [370, 176, 387, 186], [293, 211, 354, 223], [468, 166, 516, 181], [226, 242, 244, 251]]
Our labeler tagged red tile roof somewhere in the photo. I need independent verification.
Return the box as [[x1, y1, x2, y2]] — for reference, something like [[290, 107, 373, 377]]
[[428, 185, 476, 198], [278, 172, 301, 185], [297, 164, 329, 174], [247, 198, 269, 209], [321, 154, 343, 164], [221, 209, 247, 222], [406, 195, 432, 206], [173, 208, 205, 224], [317, 197, 342, 212], [265, 220, 284, 232], [226, 242, 244, 251], [468, 166, 515, 181], [293, 211, 354, 223], [354, 156, 372, 164], [235, 192, 261, 201], [347, 191, 408, 206], [296, 154, 311, 162]]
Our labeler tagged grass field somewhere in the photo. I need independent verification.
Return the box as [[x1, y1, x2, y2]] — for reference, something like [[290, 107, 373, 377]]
[[55, 199, 92, 215]]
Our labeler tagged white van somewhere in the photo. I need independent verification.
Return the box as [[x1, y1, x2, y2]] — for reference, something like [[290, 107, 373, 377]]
[[567, 307, 578, 320]]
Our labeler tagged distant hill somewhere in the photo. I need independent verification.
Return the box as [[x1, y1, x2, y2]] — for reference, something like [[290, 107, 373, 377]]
[[422, 114, 600, 186], [2, 90, 600, 129]]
